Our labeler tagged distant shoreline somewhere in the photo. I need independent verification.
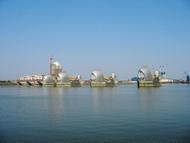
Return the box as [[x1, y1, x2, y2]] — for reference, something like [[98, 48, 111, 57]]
[[0, 80, 189, 87]]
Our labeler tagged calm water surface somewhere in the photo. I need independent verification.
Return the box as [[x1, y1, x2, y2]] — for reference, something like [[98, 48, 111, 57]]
[[0, 84, 190, 143]]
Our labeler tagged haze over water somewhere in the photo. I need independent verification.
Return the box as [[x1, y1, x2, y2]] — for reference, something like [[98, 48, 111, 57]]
[[0, 85, 190, 143]]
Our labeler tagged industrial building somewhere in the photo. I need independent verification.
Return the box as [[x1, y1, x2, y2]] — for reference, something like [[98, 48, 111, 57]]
[[17, 57, 81, 87], [13, 59, 179, 88], [137, 66, 161, 88], [90, 70, 118, 87]]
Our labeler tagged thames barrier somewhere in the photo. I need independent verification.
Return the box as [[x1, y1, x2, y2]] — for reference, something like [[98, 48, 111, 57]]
[[0, 57, 189, 88]]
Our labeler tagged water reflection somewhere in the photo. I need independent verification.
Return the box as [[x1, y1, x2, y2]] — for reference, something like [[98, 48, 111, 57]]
[[91, 87, 115, 112], [43, 87, 65, 126], [1, 85, 190, 143], [137, 88, 161, 112]]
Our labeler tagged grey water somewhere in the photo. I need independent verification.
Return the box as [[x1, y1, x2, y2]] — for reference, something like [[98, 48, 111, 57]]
[[0, 84, 190, 143]]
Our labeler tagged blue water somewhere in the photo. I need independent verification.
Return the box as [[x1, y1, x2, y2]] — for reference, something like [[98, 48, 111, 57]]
[[0, 84, 190, 143]]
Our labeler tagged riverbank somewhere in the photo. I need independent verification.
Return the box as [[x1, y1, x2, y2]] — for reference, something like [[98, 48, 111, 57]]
[[0, 80, 189, 87]]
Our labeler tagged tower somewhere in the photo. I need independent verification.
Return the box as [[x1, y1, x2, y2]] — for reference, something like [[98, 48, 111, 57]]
[[50, 56, 53, 75]]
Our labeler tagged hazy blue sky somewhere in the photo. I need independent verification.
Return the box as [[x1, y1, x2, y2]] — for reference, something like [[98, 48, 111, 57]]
[[0, 0, 190, 80]]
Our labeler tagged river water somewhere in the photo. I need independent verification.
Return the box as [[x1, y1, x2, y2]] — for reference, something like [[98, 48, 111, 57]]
[[0, 84, 190, 143]]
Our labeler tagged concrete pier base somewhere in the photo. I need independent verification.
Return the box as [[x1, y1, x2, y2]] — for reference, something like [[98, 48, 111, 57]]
[[71, 80, 81, 87], [90, 81, 106, 87], [137, 80, 161, 88], [56, 82, 71, 87], [106, 81, 116, 87], [42, 83, 56, 87]]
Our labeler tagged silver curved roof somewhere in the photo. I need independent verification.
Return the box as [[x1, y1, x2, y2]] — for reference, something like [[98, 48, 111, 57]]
[[77, 75, 82, 80], [111, 73, 117, 80], [57, 72, 69, 82], [43, 75, 54, 83], [154, 70, 160, 78], [52, 61, 62, 69], [138, 66, 153, 81], [91, 70, 104, 82]]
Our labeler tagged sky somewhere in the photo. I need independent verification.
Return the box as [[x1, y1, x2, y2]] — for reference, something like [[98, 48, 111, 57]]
[[0, 0, 190, 80]]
